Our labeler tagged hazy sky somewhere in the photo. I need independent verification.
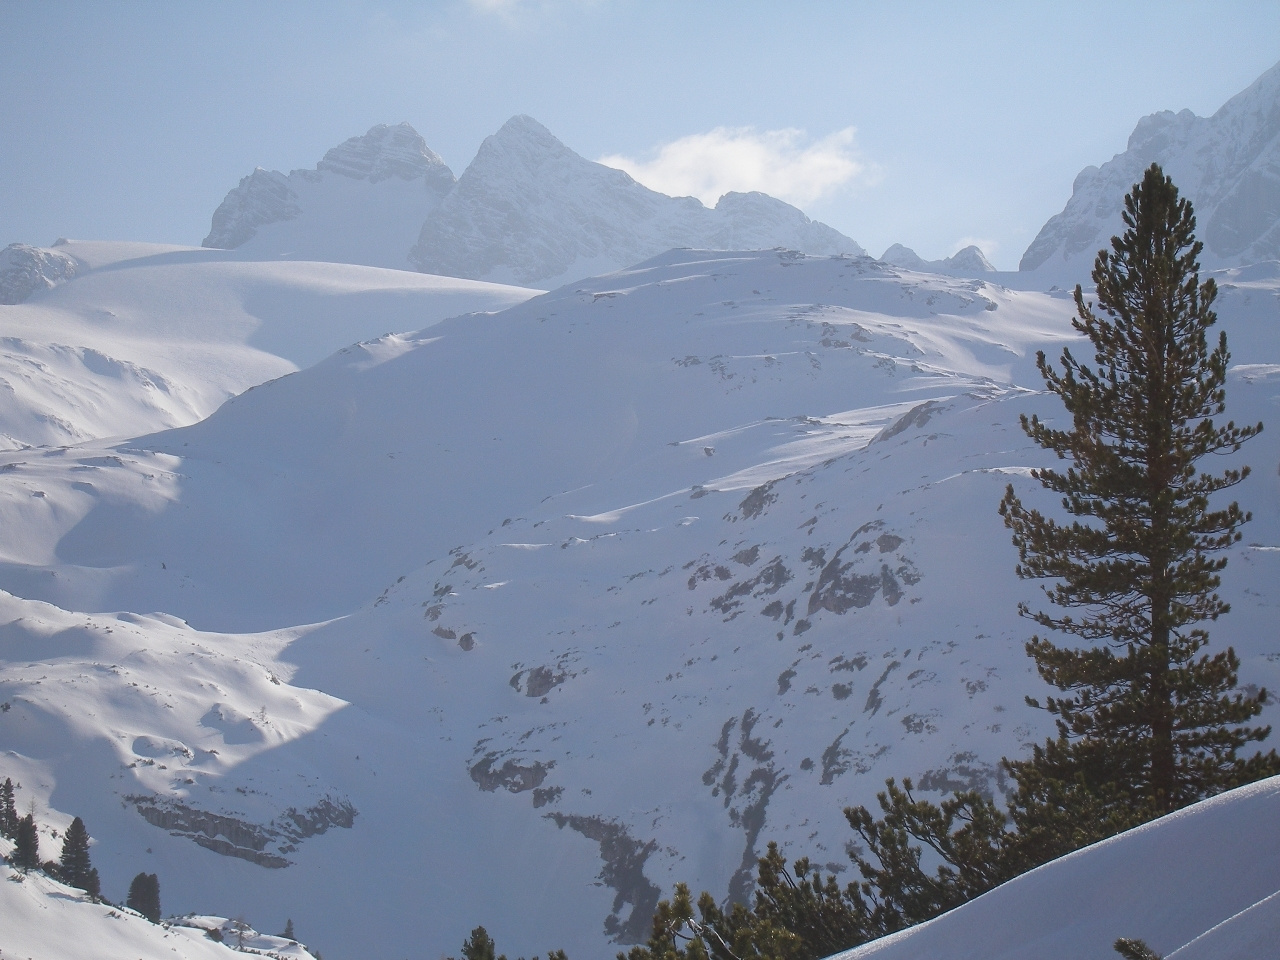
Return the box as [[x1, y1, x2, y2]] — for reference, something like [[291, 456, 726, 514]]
[[2, 0, 1278, 269]]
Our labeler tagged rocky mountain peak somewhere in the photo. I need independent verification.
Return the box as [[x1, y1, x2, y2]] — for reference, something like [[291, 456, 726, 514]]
[[316, 122, 454, 188], [1021, 58, 1280, 277]]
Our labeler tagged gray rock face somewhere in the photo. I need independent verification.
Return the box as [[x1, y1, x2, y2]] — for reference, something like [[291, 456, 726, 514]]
[[0, 242, 81, 304], [1021, 59, 1280, 277], [409, 115, 864, 287], [880, 242, 995, 277], [317, 122, 455, 191], [202, 122, 456, 262], [203, 168, 302, 250]]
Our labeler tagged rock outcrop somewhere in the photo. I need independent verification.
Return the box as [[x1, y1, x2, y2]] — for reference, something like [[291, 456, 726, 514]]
[[0, 242, 80, 303]]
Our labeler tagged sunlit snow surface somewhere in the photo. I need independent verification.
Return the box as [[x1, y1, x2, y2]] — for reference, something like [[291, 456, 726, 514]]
[[0, 240, 539, 447], [0, 249, 1277, 959]]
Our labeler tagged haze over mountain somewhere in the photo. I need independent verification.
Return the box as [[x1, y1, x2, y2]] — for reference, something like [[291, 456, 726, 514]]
[[1022, 58, 1280, 278], [205, 116, 863, 287]]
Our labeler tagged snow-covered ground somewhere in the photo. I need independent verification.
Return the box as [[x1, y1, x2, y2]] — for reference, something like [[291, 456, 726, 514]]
[[0, 835, 317, 960], [0, 240, 538, 447], [834, 776, 1280, 960], [1, 247, 1276, 959]]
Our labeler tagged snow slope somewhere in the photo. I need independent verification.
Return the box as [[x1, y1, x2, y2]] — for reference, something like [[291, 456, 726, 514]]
[[832, 776, 1280, 960], [0, 838, 317, 960], [0, 240, 538, 447], [1022, 58, 1280, 279], [410, 116, 864, 288], [1, 250, 1277, 960], [203, 123, 457, 269]]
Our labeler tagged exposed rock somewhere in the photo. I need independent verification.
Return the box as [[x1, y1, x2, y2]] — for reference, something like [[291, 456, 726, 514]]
[[129, 794, 356, 868], [545, 812, 661, 943], [469, 752, 554, 793], [0, 243, 80, 304]]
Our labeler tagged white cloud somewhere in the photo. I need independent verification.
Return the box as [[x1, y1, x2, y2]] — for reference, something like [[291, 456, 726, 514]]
[[598, 126, 877, 208]]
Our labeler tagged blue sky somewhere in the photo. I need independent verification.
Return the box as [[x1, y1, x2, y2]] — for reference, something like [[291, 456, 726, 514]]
[[2, 0, 1278, 269]]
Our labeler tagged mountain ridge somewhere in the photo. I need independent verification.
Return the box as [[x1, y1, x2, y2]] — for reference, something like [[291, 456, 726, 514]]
[[1021, 58, 1280, 277], [204, 116, 864, 286]]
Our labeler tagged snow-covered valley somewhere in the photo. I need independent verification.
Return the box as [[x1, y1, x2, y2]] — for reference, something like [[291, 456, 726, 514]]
[[3, 60, 1280, 960], [2, 245, 1278, 959]]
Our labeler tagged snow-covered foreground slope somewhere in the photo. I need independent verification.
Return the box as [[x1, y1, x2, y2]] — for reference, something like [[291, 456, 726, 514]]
[[1022, 58, 1280, 280], [832, 776, 1280, 960], [0, 251, 1277, 960], [0, 835, 317, 960], [0, 240, 538, 447]]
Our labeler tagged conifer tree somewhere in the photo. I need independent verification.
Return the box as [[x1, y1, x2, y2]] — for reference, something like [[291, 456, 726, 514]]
[[13, 812, 39, 871], [1115, 938, 1162, 960], [460, 926, 503, 960], [283, 918, 296, 940], [127, 871, 162, 922], [0, 778, 17, 839], [58, 816, 100, 897], [999, 162, 1277, 817]]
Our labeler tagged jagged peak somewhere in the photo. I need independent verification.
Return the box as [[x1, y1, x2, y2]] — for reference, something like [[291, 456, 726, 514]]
[[469, 115, 578, 168], [317, 122, 454, 184]]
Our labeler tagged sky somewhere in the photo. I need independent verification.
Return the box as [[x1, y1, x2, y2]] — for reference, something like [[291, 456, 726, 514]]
[[1, 0, 1278, 270]]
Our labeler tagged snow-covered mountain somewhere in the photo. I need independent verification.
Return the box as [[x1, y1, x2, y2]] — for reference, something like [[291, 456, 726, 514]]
[[0, 240, 537, 447], [206, 117, 864, 287], [1021, 58, 1280, 278], [879, 243, 996, 277], [2, 250, 1277, 960], [203, 123, 457, 269], [410, 115, 864, 287], [834, 775, 1280, 960]]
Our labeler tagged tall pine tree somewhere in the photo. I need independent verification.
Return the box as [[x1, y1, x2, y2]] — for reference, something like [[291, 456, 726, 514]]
[[58, 816, 101, 898], [999, 162, 1277, 818]]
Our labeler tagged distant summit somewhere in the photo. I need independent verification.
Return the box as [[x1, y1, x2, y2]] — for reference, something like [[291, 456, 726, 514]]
[[203, 122, 456, 268], [410, 115, 863, 287], [880, 242, 995, 278], [1022, 59, 1280, 278], [205, 116, 864, 286]]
